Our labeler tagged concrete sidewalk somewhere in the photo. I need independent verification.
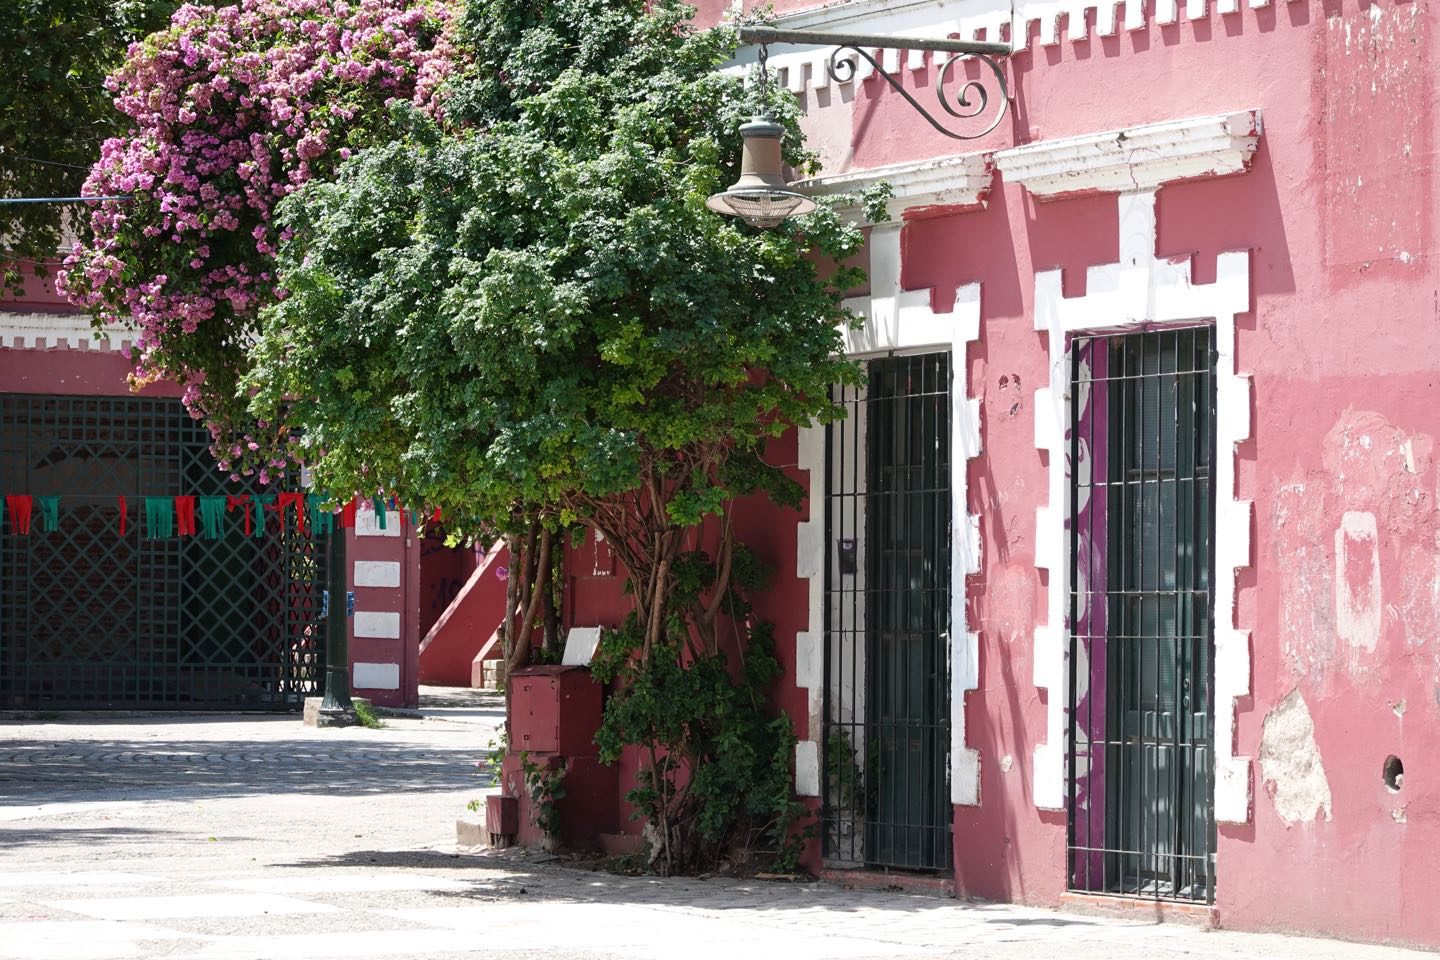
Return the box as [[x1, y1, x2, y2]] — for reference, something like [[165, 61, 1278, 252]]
[[0, 711, 1431, 960], [411, 684, 506, 727]]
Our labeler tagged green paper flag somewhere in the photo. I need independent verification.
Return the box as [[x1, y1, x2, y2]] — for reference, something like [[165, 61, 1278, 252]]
[[306, 495, 334, 536], [199, 497, 226, 539], [35, 496, 59, 532], [250, 494, 276, 538], [371, 495, 387, 530], [145, 497, 174, 539]]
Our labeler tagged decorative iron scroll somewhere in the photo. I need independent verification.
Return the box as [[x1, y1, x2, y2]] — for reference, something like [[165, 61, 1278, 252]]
[[826, 45, 1009, 141]]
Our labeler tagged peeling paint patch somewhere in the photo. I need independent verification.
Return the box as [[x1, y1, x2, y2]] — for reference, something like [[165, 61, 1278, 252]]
[[1321, 5, 1431, 274], [1274, 480, 1336, 685], [1335, 511, 1382, 655], [983, 563, 1035, 645], [1258, 690, 1333, 826]]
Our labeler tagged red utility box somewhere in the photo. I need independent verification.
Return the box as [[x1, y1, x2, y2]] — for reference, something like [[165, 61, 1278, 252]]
[[485, 794, 518, 846], [500, 752, 618, 850], [508, 664, 604, 756]]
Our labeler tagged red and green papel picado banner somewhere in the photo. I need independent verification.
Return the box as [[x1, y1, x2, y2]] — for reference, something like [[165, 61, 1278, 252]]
[[0, 493, 439, 540]]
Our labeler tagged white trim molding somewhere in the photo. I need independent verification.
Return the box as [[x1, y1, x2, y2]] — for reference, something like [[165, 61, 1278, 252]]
[[792, 152, 992, 220], [726, 1, 1285, 93], [994, 111, 1262, 199], [1028, 185, 1253, 821], [794, 219, 985, 805], [0, 311, 135, 352]]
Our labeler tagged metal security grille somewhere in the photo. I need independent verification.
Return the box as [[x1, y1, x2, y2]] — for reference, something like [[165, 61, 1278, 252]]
[[822, 352, 951, 871], [0, 394, 325, 710], [1065, 327, 1216, 902]]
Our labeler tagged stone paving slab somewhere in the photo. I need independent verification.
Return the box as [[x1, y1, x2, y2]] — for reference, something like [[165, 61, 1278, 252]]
[[2, 709, 1436, 960]]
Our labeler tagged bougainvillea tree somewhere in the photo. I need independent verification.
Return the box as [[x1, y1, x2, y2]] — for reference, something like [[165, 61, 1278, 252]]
[[64, 0, 883, 875], [59, 0, 454, 481], [1, 0, 180, 295], [244, 0, 883, 872]]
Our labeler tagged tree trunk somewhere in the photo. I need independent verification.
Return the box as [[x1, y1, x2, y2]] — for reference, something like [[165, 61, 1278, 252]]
[[507, 525, 551, 674]]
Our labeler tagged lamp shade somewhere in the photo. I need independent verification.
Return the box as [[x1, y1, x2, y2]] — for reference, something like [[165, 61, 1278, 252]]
[[706, 117, 817, 228]]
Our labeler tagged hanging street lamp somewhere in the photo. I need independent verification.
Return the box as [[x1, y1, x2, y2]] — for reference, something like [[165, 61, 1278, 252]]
[[706, 46, 817, 228], [709, 26, 1013, 229]]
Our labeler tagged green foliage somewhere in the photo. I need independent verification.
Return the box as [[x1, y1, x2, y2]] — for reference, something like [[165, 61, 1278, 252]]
[[351, 699, 385, 729], [519, 751, 567, 843], [0, 0, 180, 292], [825, 727, 866, 820], [234, 0, 881, 875], [247, 0, 871, 531], [591, 546, 808, 874]]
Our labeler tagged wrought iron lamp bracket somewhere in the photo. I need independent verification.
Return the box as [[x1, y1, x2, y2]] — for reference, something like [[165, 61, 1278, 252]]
[[739, 26, 1012, 142], [830, 46, 1008, 141]]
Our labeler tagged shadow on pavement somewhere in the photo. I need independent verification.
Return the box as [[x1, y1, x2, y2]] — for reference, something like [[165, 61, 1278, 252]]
[[0, 737, 495, 803], [271, 848, 1106, 923], [0, 825, 174, 848]]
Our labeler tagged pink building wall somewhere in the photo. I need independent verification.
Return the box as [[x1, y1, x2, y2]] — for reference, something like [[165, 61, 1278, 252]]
[[606, 0, 1440, 947]]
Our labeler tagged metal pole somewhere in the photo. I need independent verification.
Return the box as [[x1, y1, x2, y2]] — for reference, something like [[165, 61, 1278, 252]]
[[318, 526, 354, 719]]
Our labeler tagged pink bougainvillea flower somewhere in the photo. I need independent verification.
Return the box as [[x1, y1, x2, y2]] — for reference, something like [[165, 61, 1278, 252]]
[[59, 0, 457, 482]]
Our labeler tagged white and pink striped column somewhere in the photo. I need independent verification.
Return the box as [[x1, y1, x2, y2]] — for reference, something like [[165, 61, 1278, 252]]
[[348, 504, 421, 708]]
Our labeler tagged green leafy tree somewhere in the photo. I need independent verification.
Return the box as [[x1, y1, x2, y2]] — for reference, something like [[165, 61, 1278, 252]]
[[0, 0, 180, 293], [248, 0, 882, 873]]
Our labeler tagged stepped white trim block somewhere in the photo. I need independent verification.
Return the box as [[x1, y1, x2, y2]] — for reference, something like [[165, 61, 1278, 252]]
[[0, 312, 134, 352], [1018, 115, 1257, 822], [793, 215, 985, 805]]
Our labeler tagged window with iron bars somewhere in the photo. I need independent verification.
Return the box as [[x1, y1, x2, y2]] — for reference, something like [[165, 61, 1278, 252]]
[[822, 352, 952, 872], [1065, 327, 1217, 903]]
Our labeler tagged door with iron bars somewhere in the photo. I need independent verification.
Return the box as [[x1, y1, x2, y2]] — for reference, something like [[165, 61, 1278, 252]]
[[822, 352, 952, 871], [1065, 328, 1217, 902], [0, 394, 326, 710]]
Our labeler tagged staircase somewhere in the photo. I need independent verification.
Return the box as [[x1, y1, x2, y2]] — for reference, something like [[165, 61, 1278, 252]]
[[418, 540, 508, 687]]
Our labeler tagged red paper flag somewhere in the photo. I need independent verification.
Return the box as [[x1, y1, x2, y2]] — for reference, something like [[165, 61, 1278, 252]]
[[339, 496, 357, 529], [118, 495, 127, 536], [175, 496, 196, 536], [226, 495, 252, 537], [277, 492, 305, 533], [5, 495, 33, 535]]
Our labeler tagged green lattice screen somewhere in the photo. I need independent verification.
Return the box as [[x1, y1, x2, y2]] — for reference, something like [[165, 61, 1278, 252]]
[[0, 394, 326, 709]]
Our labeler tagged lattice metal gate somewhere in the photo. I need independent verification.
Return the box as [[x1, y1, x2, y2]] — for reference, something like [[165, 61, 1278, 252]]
[[822, 352, 952, 871], [0, 394, 326, 710], [1065, 328, 1217, 902]]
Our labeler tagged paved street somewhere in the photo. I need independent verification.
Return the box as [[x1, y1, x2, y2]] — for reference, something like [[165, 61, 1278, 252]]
[[0, 691, 1431, 960]]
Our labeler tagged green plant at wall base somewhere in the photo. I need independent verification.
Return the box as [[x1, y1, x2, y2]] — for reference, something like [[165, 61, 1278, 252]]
[[519, 751, 567, 843], [485, 729, 509, 774], [825, 727, 866, 819], [466, 728, 507, 812], [352, 700, 385, 729], [592, 545, 810, 875]]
